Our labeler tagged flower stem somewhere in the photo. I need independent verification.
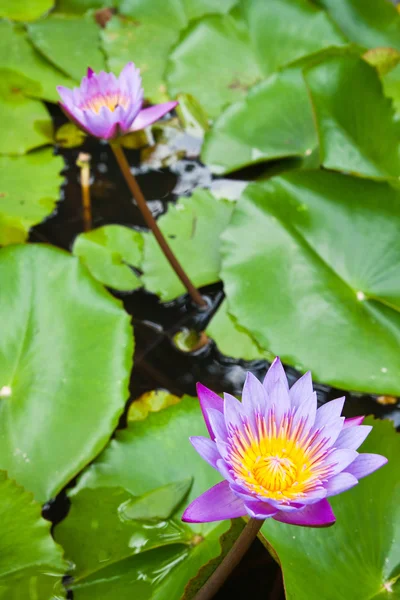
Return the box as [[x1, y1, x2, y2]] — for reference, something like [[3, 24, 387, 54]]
[[194, 518, 264, 600], [77, 152, 92, 231], [111, 143, 207, 308]]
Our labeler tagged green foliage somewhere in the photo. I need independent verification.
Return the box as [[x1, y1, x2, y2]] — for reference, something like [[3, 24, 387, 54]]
[[0, 0, 55, 21], [73, 225, 143, 291], [55, 394, 239, 599], [305, 53, 400, 179], [0, 149, 63, 245], [28, 14, 107, 82], [261, 418, 400, 600], [221, 172, 400, 395], [0, 471, 66, 598], [142, 189, 235, 301], [0, 244, 134, 501]]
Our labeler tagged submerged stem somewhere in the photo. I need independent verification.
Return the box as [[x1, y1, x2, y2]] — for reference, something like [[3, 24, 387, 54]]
[[110, 143, 206, 308], [194, 518, 264, 600], [77, 152, 92, 231]]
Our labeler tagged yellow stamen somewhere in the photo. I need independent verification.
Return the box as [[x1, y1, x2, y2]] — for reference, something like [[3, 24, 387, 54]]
[[83, 93, 129, 114]]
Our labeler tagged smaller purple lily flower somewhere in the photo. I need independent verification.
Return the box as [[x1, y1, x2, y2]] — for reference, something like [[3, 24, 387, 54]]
[[57, 63, 178, 140], [182, 358, 387, 527]]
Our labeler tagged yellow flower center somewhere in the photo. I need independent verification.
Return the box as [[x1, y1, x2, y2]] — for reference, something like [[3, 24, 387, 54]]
[[229, 413, 330, 501], [83, 93, 129, 114]]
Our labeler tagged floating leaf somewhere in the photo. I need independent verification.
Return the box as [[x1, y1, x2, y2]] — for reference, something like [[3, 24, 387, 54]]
[[0, 149, 63, 245], [201, 67, 317, 174], [127, 389, 181, 422], [28, 14, 107, 82], [176, 93, 210, 139], [55, 122, 86, 148], [242, 0, 346, 75], [0, 244, 133, 501], [221, 171, 400, 395], [318, 0, 400, 49], [0, 21, 75, 103], [142, 189, 234, 301], [120, 477, 193, 521], [57, 0, 109, 13], [363, 47, 400, 76], [73, 225, 143, 291], [0, 471, 66, 598], [55, 394, 239, 599], [0, 70, 53, 155], [261, 418, 400, 600], [0, 0, 54, 21], [206, 299, 271, 361], [166, 14, 263, 118], [305, 53, 400, 179]]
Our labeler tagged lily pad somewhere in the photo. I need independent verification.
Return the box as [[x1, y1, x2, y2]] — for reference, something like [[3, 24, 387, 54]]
[[206, 299, 271, 361], [201, 67, 317, 175], [73, 225, 143, 291], [261, 417, 399, 600], [317, 0, 400, 49], [242, 0, 346, 75], [142, 189, 235, 301], [166, 13, 263, 118], [0, 471, 66, 598], [221, 171, 400, 395], [0, 0, 54, 21], [0, 244, 133, 501], [28, 14, 107, 82], [55, 393, 240, 599], [305, 53, 400, 179], [0, 21, 75, 103], [0, 149, 63, 245], [0, 70, 53, 156]]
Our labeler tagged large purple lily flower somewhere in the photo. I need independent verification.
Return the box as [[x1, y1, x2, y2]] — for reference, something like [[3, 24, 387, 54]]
[[57, 63, 178, 140], [183, 358, 387, 527]]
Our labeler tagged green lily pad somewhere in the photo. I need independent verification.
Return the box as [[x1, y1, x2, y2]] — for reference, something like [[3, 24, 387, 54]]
[[0, 244, 133, 501], [55, 393, 241, 599], [0, 21, 75, 103], [0, 70, 53, 156], [126, 389, 181, 421], [242, 0, 346, 75], [201, 67, 317, 175], [221, 171, 400, 395], [0, 149, 63, 245], [305, 53, 400, 180], [206, 299, 272, 361], [119, 477, 193, 521], [142, 189, 235, 301], [0, 471, 66, 598], [73, 225, 143, 292], [28, 14, 107, 82], [261, 417, 399, 600], [57, 0, 110, 13], [166, 13, 263, 118], [56, 122, 87, 148], [0, 0, 54, 21], [317, 0, 400, 50]]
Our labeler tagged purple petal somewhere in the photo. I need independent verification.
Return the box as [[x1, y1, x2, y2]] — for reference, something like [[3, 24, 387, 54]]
[[314, 397, 345, 429], [216, 459, 235, 483], [344, 453, 388, 479], [295, 486, 327, 505], [208, 408, 228, 442], [263, 357, 289, 394], [224, 392, 246, 430], [343, 416, 365, 428], [197, 383, 223, 440], [273, 499, 335, 527], [268, 378, 291, 425], [87, 67, 94, 78], [243, 499, 277, 519], [325, 472, 358, 497], [130, 101, 178, 132], [313, 417, 344, 450], [242, 372, 270, 415], [81, 105, 117, 139], [292, 391, 317, 429], [181, 481, 246, 523], [289, 371, 313, 409], [335, 425, 372, 450], [190, 436, 220, 470], [324, 448, 358, 476]]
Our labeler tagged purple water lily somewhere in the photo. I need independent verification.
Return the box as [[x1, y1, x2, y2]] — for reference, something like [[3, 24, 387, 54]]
[[183, 358, 387, 527], [57, 63, 177, 140]]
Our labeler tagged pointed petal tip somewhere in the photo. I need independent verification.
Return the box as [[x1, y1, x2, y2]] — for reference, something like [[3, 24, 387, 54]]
[[87, 67, 94, 78]]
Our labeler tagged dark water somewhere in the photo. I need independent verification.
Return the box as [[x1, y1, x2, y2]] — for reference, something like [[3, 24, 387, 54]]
[[36, 105, 399, 599]]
